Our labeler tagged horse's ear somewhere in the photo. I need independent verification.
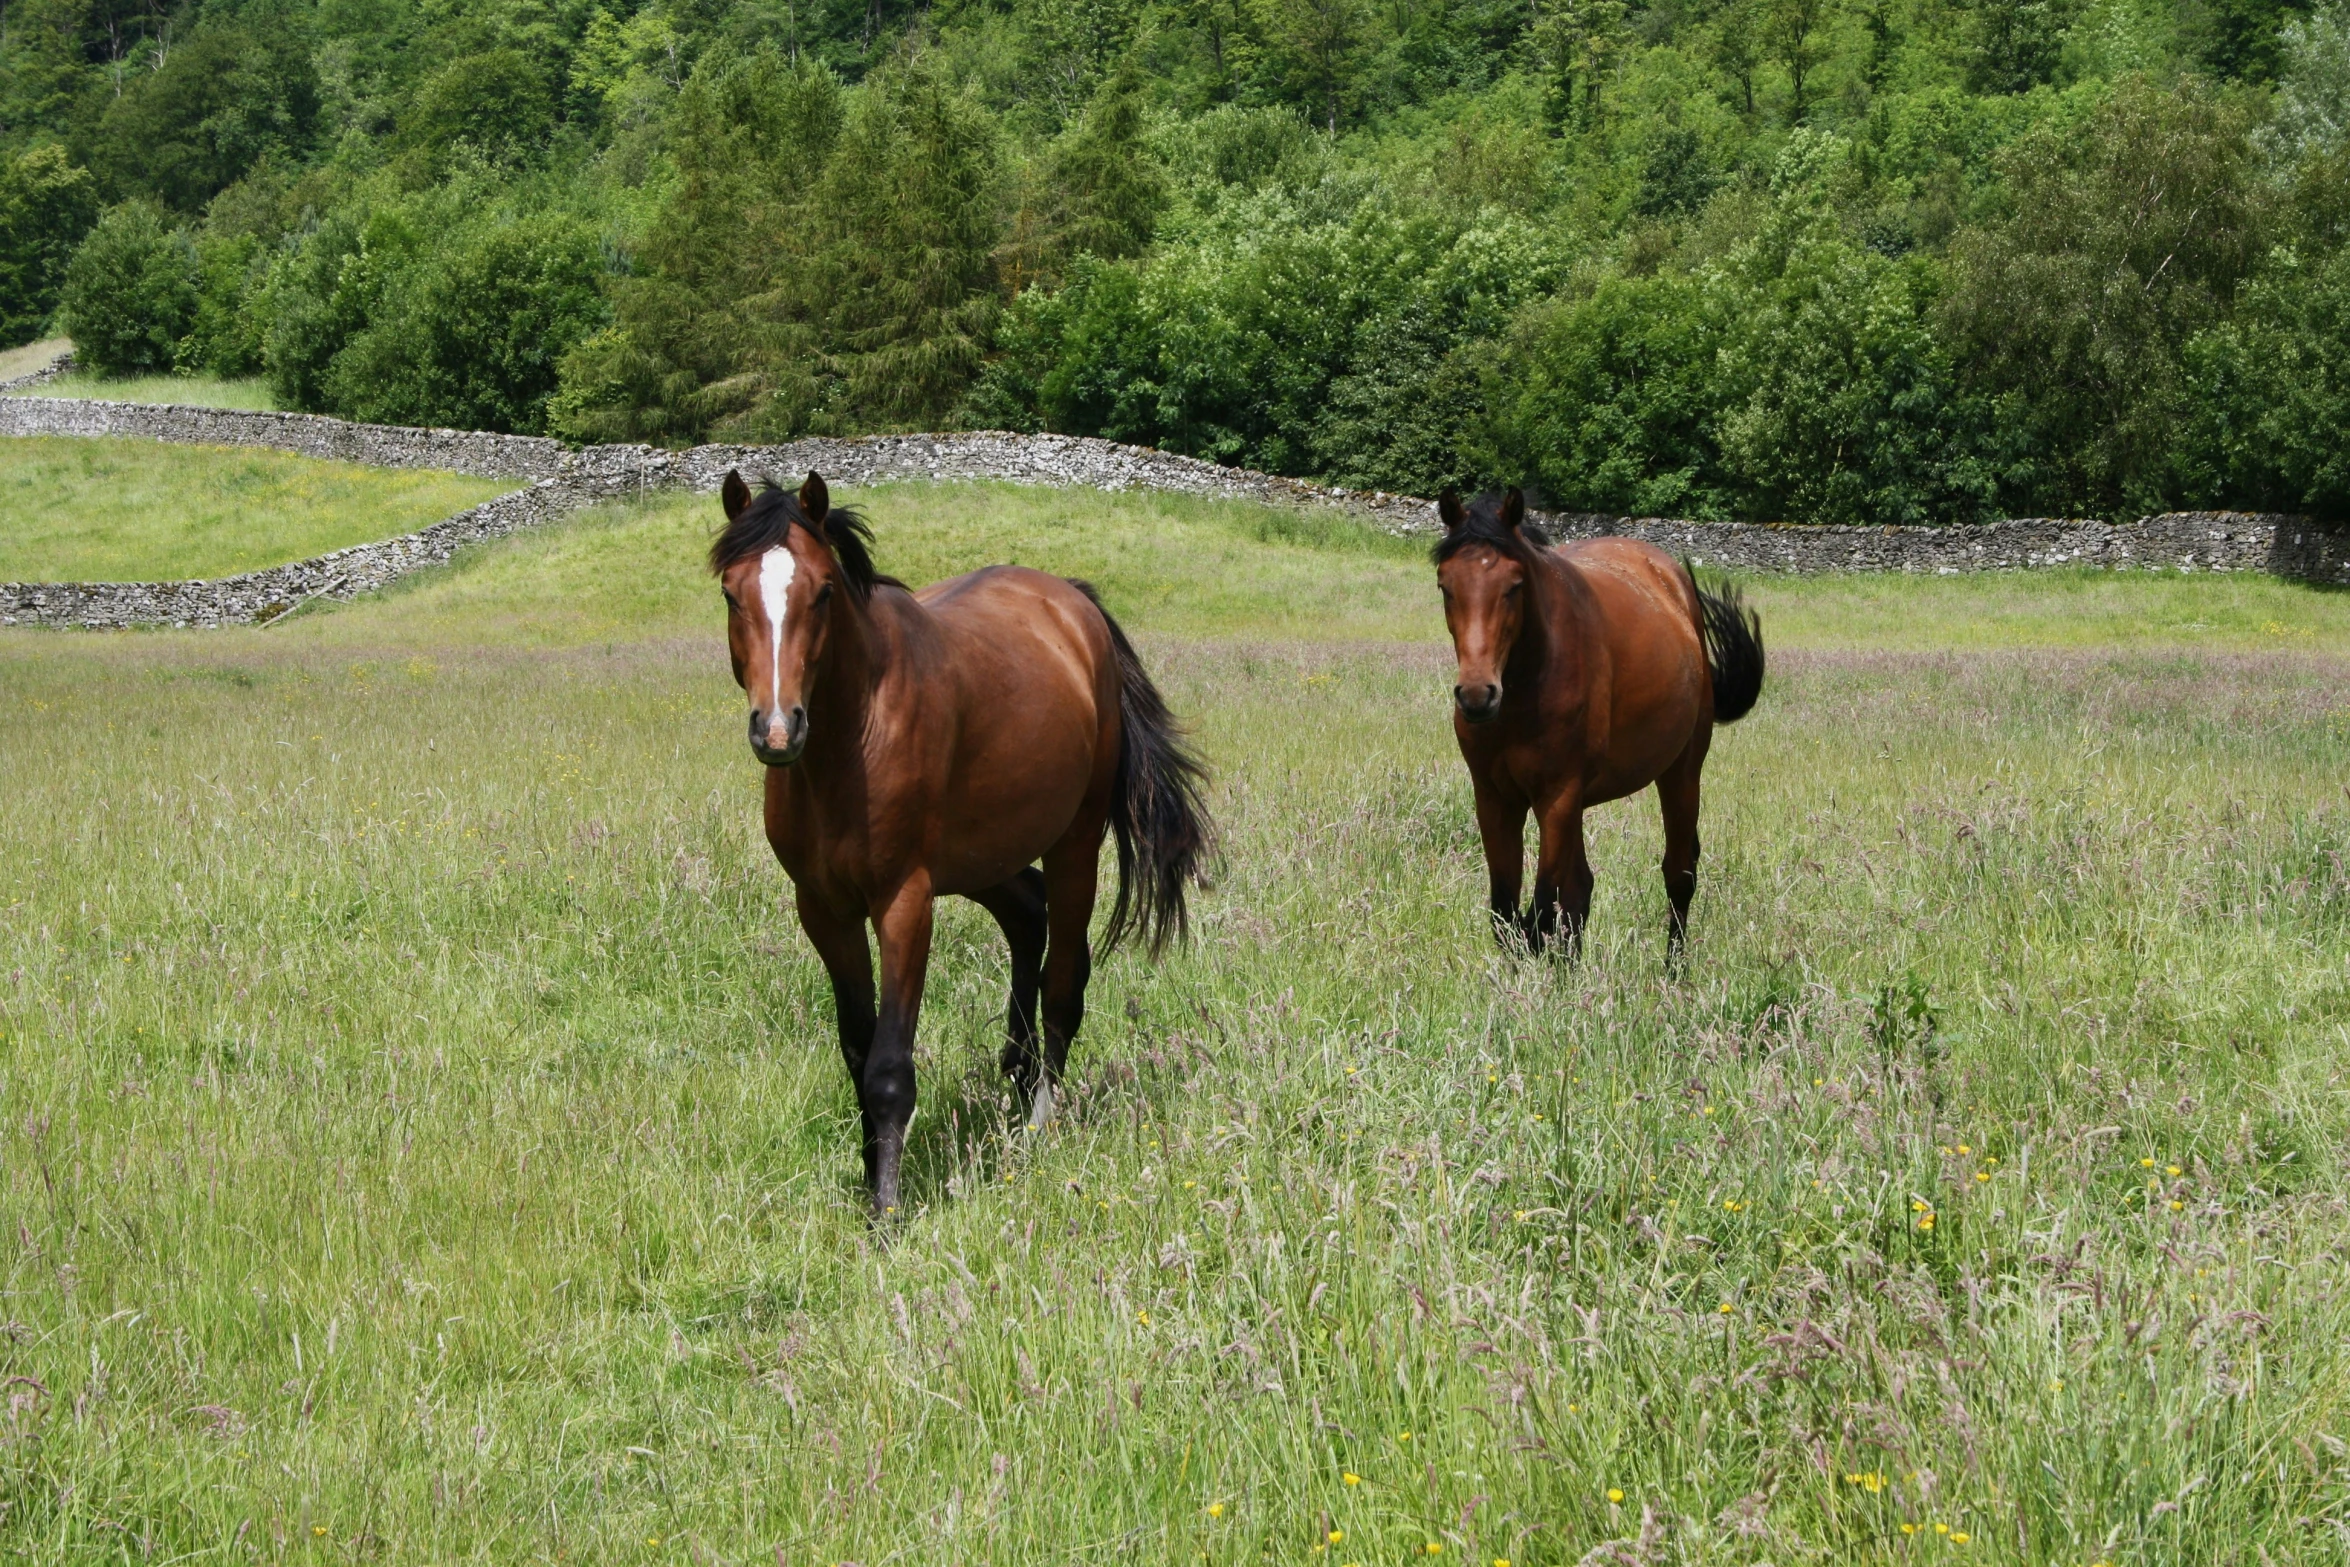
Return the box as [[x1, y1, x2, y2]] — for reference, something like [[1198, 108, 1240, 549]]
[[799, 471, 830, 531], [1501, 487, 1526, 532], [721, 470, 751, 523], [1437, 490, 1466, 533]]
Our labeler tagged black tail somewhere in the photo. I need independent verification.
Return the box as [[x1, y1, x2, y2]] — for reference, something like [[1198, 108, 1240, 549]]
[[1689, 568, 1765, 724], [1071, 582, 1216, 957]]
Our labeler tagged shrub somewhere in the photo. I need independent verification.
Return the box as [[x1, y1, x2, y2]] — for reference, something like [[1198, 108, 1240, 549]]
[[178, 232, 270, 378], [1481, 270, 1732, 518], [324, 211, 608, 434], [57, 203, 200, 375]]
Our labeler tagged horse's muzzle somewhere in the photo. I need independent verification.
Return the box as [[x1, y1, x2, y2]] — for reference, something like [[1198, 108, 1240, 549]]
[[1455, 682, 1502, 724], [749, 704, 808, 767]]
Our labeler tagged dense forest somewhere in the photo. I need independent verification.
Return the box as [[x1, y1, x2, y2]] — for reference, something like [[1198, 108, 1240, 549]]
[[2, 0, 2347, 521]]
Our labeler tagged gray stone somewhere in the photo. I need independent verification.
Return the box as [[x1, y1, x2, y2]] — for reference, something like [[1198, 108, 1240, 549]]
[[3, 397, 2345, 630]]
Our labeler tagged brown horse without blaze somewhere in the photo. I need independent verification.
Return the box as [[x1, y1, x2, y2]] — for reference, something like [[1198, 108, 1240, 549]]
[[711, 471, 1214, 1216], [1434, 488, 1764, 959]]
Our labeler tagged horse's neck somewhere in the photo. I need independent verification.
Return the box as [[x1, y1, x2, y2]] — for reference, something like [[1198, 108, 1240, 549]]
[[1519, 548, 1586, 682], [806, 595, 890, 749]]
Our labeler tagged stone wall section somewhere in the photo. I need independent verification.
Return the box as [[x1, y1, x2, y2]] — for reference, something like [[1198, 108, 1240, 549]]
[[2, 397, 2345, 629], [0, 391, 571, 480], [0, 350, 76, 392]]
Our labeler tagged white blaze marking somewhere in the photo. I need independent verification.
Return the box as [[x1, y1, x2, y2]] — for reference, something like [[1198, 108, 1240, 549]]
[[758, 546, 795, 722]]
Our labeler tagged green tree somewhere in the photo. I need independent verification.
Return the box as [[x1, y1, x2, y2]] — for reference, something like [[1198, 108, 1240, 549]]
[[57, 202, 200, 374], [1532, 0, 1629, 127], [1254, 0, 1373, 131], [0, 147, 99, 345], [552, 50, 843, 444], [2185, 244, 2350, 514], [781, 54, 1003, 431], [1767, 0, 1832, 122], [1713, 213, 1995, 523], [81, 22, 321, 214], [1964, 0, 2068, 94], [1710, 0, 1763, 120], [402, 50, 560, 169], [1939, 77, 2266, 515], [2267, 0, 2350, 159], [1000, 64, 1169, 293]]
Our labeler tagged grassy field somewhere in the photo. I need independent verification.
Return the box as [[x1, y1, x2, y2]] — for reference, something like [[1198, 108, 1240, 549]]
[[0, 338, 70, 382], [2, 481, 2348, 1565], [0, 436, 511, 582], [2, 368, 279, 411]]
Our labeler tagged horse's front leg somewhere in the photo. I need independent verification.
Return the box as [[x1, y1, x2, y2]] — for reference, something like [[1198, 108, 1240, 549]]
[[865, 876, 935, 1217], [1470, 779, 1529, 948], [795, 889, 878, 1188], [1528, 787, 1593, 959]]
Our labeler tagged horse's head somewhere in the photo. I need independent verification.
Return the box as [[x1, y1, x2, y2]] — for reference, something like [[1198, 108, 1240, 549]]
[[710, 469, 879, 768], [1433, 488, 1543, 725]]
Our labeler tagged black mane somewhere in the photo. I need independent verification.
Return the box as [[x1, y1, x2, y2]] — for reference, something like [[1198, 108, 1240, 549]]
[[1430, 490, 1550, 565], [706, 481, 898, 598]]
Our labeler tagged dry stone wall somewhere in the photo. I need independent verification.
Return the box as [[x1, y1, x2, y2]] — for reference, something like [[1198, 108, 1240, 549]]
[[2, 397, 2345, 630]]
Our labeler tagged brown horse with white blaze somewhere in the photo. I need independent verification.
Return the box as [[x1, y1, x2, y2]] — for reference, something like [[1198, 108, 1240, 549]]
[[712, 471, 1213, 1216], [1435, 488, 1764, 959]]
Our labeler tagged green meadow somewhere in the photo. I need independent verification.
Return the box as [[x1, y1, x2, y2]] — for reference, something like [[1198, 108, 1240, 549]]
[[0, 436, 509, 582], [2, 479, 2348, 1564]]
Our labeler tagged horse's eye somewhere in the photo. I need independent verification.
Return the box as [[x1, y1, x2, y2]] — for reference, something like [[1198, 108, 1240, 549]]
[[815, 582, 834, 605]]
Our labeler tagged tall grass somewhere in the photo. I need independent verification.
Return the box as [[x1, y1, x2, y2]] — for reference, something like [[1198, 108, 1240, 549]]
[[1, 483, 2347, 1563]]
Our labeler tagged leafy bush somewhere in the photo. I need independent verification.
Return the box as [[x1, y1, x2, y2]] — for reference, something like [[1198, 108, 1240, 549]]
[[1482, 270, 1731, 517], [178, 233, 271, 378], [325, 211, 607, 434], [57, 203, 200, 375], [263, 191, 605, 435], [401, 51, 559, 170]]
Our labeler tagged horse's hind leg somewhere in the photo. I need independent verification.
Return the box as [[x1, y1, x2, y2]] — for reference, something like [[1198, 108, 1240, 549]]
[[1657, 733, 1708, 966], [1529, 788, 1594, 959], [969, 868, 1048, 1091], [1029, 827, 1103, 1131]]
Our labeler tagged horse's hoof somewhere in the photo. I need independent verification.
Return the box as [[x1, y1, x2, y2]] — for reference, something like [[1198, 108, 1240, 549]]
[[1025, 1079, 1057, 1133]]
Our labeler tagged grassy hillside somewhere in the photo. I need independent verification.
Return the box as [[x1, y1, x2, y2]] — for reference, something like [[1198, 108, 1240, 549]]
[[0, 436, 509, 581], [284, 479, 2350, 656], [3, 370, 280, 410], [2, 485, 2348, 1563]]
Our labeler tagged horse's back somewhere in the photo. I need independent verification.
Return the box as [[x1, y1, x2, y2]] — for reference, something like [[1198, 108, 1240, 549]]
[[906, 566, 1119, 891], [1556, 537, 1699, 624], [1553, 537, 1709, 790]]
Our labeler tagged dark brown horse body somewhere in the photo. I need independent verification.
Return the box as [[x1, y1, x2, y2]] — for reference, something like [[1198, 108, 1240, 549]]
[[712, 472, 1211, 1214], [1436, 489, 1763, 957]]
